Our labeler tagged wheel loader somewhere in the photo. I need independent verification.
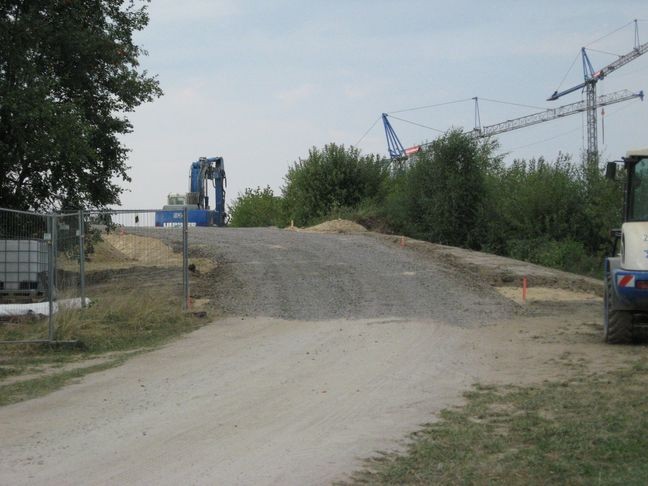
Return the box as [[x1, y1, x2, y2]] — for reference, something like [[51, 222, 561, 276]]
[[604, 149, 648, 343]]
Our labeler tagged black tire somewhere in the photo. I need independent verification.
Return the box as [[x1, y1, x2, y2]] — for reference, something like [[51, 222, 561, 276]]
[[604, 273, 633, 344]]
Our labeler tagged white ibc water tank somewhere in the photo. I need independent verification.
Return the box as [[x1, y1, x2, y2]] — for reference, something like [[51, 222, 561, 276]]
[[0, 239, 49, 291]]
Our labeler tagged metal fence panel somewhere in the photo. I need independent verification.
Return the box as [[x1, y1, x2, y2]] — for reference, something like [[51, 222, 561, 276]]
[[0, 209, 54, 343], [81, 209, 185, 300], [0, 207, 189, 345]]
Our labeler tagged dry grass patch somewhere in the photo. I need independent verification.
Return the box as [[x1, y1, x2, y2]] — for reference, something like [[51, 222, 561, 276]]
[[0, 287, 208, 406], [344, 361, 648, 485]]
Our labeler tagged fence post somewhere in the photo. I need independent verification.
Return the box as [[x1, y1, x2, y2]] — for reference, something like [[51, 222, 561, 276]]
[[78, 209, 86, 308], [183, 207, 189, 310], [47, 215, 55, 342]]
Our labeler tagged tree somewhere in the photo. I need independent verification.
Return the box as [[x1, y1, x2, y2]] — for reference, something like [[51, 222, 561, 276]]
[[402, 129, 498, 248], [0, 0, 162, 210], [282, 144, 389, 226]]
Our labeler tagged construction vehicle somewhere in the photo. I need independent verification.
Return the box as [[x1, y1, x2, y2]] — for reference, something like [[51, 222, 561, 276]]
[[604, 149, 648, 343], [155, 156, 227, 227]]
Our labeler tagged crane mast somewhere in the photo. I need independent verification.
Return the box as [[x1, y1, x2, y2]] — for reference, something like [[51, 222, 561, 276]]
[[547, 20, 648, 161]]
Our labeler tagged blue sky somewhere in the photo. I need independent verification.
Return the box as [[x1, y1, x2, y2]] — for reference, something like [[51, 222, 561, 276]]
[[121, 0, 648, 209]]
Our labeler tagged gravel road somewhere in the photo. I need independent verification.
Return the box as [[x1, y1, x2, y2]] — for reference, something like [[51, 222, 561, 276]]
[[186, 227, 514, 323], [0, 227, 519, 485]]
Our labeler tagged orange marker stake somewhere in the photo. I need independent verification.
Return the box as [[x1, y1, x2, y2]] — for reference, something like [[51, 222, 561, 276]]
[[522, 276, 528, 304], [400, 236, 405, 248]]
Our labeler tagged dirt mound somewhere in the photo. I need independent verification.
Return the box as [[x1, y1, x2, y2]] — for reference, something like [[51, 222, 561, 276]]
[[60, 232, 214, 274], [59, 233, 182, 271], [91, 236, 133, 263], [371, 234, 603, 296], [304, 219, 367, 234], [101, 233, 181, 265]]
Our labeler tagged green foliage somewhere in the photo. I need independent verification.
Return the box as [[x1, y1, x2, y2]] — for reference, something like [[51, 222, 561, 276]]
[[392, 129, 499, 248], [0, 1, 162, 210], [229, 186, 284, 227], [495, 155, 583, 238], [482, 154, 623, 274], [232, 134, 623, 276], [506, 237, 597, 275], [282, 143, 390, 226]]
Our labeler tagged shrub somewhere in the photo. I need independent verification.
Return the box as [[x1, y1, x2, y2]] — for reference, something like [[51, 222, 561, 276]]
[[396, 129, 498, 249], [507, 237, 600, 276], [282, 144, 390, 226], [228, 186, 284, 227]]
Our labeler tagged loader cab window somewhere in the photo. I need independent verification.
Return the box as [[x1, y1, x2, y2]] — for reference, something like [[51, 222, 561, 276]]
[[628, 158, 648, 221]]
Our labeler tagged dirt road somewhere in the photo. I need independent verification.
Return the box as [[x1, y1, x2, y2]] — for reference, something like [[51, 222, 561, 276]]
[[0, 227, 613, 485]]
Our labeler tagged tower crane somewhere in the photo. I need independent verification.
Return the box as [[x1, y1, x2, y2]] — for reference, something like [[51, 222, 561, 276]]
[[547, 19, 648, 160], [476, 89, 643, 138], [382, 89, 643, 161], [382, 113, 405, 160]]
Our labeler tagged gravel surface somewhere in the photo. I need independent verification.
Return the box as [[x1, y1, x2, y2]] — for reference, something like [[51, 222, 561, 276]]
[[183, 227, 515, 324], [1, 227, 526, 486]]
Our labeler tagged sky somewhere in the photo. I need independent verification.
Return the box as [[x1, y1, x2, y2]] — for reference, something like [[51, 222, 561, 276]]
[[120, 0, 648, 209]]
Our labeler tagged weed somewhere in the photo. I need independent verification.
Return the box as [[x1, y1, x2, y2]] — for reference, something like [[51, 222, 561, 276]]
[[0, 288, 206, 405], [345, 361, 648, 485]]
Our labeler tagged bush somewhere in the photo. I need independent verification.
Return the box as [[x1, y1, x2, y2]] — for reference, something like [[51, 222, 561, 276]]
[[507, 237, 598, 275], [484, 154, 623, 264], [393, 129, 498, 249], [228, 186, 284, 227], [282, 144, 390, 226]]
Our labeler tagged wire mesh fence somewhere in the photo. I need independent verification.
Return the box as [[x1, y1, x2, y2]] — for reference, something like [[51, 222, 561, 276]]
[[0, 207, 189, 345], [81, 209, 188, 305], [0, 209, 53, 342]]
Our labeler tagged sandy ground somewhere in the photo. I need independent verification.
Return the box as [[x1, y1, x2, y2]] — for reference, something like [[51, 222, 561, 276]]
[[0, 227, 637, 485], [2, 305, 627, 486]]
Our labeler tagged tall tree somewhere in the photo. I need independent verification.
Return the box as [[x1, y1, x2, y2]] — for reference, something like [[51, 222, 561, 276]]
[[403, 129, 498, 249], [0, 0, 161, 210]]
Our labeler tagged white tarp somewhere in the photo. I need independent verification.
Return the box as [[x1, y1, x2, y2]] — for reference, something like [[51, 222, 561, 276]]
[[0, 298, 91, 317]]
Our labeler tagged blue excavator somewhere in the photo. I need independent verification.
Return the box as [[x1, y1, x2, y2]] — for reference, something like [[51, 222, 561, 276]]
[[155, 156, 227, 227]]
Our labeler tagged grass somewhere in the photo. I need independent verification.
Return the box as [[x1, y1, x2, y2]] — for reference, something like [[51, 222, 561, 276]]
[[0, 287, 207, 406], [346, 360, 648, 485], [55, 291, 202, 352], [0, 356, 129, 406]]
